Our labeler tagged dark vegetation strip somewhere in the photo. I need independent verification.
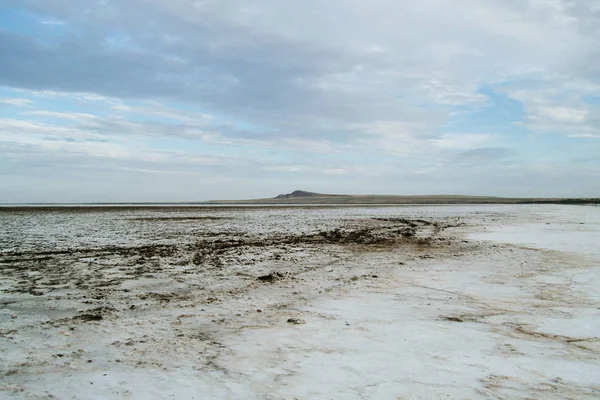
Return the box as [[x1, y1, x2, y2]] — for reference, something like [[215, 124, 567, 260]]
[[128, 216, 231, 221], [1, 198, 599, 212]]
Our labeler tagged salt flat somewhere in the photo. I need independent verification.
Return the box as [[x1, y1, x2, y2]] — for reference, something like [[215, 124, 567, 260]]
[[1, 205, 599, 399]]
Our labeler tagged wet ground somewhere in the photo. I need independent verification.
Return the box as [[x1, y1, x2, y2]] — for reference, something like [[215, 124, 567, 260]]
[[0, 205, 599, 399]]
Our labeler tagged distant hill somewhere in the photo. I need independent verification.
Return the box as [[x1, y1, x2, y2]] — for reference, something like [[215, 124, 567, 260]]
[[203, 190, 600, 205], [1, 191, 597, 210], [274, 190, 323, 199]]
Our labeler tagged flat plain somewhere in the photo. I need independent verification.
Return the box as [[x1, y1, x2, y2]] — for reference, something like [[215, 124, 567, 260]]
[[1, 204, 599, 399]]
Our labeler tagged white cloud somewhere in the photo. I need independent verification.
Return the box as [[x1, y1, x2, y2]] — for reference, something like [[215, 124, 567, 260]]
[[40, 18, 64, 26], [503, 81, 600, 136], [0, 98, 34, 107], [431, 133, 496, 150], [422, 81, 489, 106], [23, 111, 99, 121], [263, 165, 311, 173], [535, 105, 588, 124]]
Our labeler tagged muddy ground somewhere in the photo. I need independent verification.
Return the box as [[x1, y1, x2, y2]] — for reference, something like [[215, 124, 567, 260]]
[[0, 205, 599, 399]]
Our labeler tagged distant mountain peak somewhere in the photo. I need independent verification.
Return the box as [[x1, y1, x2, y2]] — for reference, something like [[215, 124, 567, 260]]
[[274, 190, 321, 199]]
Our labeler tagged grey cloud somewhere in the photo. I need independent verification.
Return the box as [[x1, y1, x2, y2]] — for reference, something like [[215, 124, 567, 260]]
[[1, 0, 599, 200], [0, 30, 196, 100], [4, 0, 598, 141], [0, 136, 366, 187], [0, 0, 486, 136]]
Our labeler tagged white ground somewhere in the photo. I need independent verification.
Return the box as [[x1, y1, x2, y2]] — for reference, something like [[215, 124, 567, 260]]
[[1, 205, 599, 399]]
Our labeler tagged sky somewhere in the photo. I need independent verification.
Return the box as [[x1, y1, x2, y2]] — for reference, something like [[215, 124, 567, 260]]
[[0, 0, 599, 202]]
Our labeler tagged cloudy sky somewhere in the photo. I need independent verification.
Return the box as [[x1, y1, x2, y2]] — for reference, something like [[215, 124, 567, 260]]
[[1, 0, 599, 202]]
